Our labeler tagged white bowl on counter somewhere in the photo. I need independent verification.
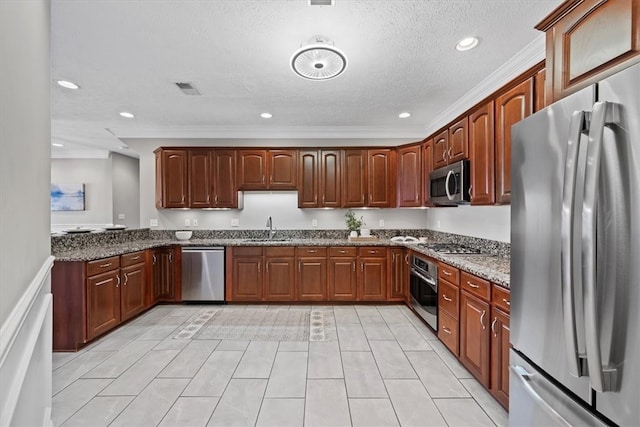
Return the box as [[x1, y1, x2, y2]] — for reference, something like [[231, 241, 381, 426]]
[[175, 231, 193, 241]]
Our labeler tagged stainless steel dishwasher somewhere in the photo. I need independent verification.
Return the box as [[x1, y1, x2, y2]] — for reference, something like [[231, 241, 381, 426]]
[[181, 247, 225, 302]]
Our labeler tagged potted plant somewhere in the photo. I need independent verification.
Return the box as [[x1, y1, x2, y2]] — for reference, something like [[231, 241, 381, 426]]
[[345, 209, 365, 238]]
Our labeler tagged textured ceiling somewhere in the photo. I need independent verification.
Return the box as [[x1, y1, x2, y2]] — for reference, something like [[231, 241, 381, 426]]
[[51, 0, 562, 156]]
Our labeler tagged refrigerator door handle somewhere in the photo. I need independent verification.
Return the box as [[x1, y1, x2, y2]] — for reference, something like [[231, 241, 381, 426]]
[[582, 101, 618, 392], [510, 365, 572, 427], [560, 110, 588, 378]]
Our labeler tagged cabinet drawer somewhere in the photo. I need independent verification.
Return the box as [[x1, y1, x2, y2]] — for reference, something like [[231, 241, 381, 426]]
[[296, 247, 327, 257], [358, 247, 387, 257], [329, 247, 357, 257], [265, 246, 295, 257], [492, 284, 511, 313], [461, 271, 490, 301], [439, 262, 459, 285], [233, 247, 263, 257], [439, 280, 460, 319], [87, 256, 120, 276], [438, 310, 459, 356], [121, 251, 145, 267]]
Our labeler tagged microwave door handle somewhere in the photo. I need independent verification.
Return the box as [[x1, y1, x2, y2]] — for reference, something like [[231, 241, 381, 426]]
[[582, 101, 618, 392], [444, 169, 455, 200], [560, 110, 587, 377]]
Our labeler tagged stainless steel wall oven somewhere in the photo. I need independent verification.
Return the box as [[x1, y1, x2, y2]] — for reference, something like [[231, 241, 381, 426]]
[[409, 255, 438, 330]]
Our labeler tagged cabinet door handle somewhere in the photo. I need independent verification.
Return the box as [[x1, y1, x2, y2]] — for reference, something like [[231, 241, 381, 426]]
[[181, 195, 185, 203], [130, 256, 140, 261], [116, 275, 121, 287], [322, 195, 325, 204], [443, 294, 452, 302], [123, 272, 128, 285], [443, 270, 452, 276], [298, 261, 301, 272], [491, 317, 498, 337], [266, 262, 269, 272], [392, 253, 396, 262], [405, 254, 409, 264], [352, 261, 355, 272], [100, 263, 112, 268], [207, 195, 210, 203], [480, 310, 486, 330], [152, 255, 157, 265], [469, 186, 472, 197], [503, 298, 510, 306], [442, 150, 447, 161], [442, 326, 452, 335], [169, 253, 173, 263], [339, 250, 347, 254], [308, 250, 317, 254], [258, 263, 261, 273], [361, 262, 364, 273], [214, 195, 218, 204], [466, 281, 479, 288], [369, 250, 376, 254]]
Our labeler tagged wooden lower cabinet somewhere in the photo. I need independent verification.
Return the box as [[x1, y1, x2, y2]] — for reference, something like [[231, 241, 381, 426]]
[[490, 307, 510, 409], [120, 262, 147, 322], [229, 248, 263, 301], [438, 311, 459, 356], [328, 248, 358, 301], [264, 248, 295, 301], [297, 247, 328, 301], [86, 269, 121, 340], [388, 248, 407, 301], [358, 247, 388, 301], [459, 291, 491, 387], [151, 247, 176, 302]]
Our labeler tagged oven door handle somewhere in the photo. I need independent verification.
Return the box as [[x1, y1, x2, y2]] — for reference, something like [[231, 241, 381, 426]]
[[410, 268, 437, 287]]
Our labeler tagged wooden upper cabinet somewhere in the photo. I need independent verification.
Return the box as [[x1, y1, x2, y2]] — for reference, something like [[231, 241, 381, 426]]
[[320, 150, 341, 208], [155, 149, 188, 208], [237, 150, 267, 190], [422, 139, 434, 207], [237, 149, 297, 190], [342, 150, 367, 207], [298, 150, 318, 208], [212, 149, 237, 208], [495, 78, 533, 204], [433, 129, 449, 169], [534, 68, 547, 112], [469, 101, 495, 205], [448, 117, 469, 163], [397, 144, 422, 207], [368, 149, 395, 208], [188, 149, 213, 208], [536, 0, 640, 103], [268, 149, 297, 189]]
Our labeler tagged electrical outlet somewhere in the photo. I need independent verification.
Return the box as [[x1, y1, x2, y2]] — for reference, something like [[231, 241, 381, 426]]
[[437, 220, 441, 229], [231, 218, 240, 227], [312, 219, 318, 227], [118, 213, 125, 220], [150, 219, 158, 227], [192, 219, 199, 227], [185, 219, 191, 227], [379, 219, 385, 228]]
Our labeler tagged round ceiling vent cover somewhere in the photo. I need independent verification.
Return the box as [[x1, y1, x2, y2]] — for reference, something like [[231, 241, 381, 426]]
[[291, 36, 347, 80]]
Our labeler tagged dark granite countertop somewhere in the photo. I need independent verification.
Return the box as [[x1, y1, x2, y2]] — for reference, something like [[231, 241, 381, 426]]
[[52, 231, 510, 288]]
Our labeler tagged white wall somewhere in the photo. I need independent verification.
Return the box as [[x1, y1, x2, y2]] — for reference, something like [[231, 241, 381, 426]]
[[426, 205, 511, 242], [50, 158, 113, 228], [0, 1, 53, 425], [111, 152, 140, 229]]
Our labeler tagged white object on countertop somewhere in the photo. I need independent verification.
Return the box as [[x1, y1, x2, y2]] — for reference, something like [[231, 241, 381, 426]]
[[175, 230, 193, 240], [391, 236, 418, 243], [360, 228, 371, 237], [419, 237, 429, 243]]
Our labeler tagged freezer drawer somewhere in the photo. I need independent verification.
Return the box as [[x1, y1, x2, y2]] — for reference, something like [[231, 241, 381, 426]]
[[509, 350, 607, 427], [181, 247, 225, 301]]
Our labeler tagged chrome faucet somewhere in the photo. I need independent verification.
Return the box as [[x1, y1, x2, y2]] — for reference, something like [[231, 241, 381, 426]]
[[266, 216, 277, 240]]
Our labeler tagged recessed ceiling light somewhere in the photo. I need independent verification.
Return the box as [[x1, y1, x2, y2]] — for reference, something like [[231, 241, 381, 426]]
[[398, 112, 411, 118], [456, 37, 479, 51], [52, 143, 64, 147], [119, 111, 135, 118], [57, 80, 79, 89], [261, 112, 273, 119]]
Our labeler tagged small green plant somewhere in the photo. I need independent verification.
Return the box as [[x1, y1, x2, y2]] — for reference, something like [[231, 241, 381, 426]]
[[345, 209, 365, 231]]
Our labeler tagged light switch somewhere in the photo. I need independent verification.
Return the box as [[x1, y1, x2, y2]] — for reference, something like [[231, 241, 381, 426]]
[[379, 219, 385, 227], [185, 219, 191, 227], [150, 219, 159, 227], [231, 218, 240, 227], [118, 213, 125, 220]]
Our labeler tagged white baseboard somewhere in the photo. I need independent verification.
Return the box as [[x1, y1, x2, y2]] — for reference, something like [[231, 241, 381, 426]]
[[0, 256, 54, 427]]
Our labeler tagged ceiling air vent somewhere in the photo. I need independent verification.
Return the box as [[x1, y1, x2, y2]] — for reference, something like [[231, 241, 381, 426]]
[[309, 0, 333, 6], [174, 82, 201, 96]]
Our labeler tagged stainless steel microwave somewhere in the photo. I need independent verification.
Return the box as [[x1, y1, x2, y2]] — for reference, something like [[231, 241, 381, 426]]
[[428, 160, 471, 205]]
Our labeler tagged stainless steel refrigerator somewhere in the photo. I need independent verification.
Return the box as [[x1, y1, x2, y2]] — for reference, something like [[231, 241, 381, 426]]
[[510, 61, 639, 426]]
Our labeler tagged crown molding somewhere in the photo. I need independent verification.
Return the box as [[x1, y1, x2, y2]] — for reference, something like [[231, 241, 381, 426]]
[[423, 34, 546, 136]]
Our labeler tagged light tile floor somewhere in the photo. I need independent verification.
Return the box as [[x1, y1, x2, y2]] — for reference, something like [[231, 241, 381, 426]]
[[52, 304, 508, 427]]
